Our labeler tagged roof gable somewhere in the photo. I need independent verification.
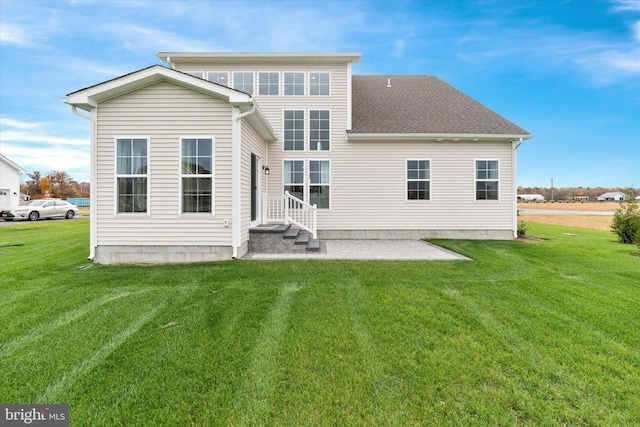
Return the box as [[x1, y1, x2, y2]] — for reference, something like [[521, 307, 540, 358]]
[[0, 154, 27, 174], [349, 75, 531, 139]]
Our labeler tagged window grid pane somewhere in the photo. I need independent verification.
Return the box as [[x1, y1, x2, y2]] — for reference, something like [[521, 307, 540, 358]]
[[117, 138, 148, 213], [182, 138, 213, 212], [207, 72, 228, 86], [284, 110, 304, 151], [309, 72, 330, 96], [233, 72, 253, 95], [406, 160, 430, 200], [259, 72, 279, 96], [310, 160, 330, 209], [475, 160, 499, 200], [310, 110, 330, 151], [284, 72, 304, 96]]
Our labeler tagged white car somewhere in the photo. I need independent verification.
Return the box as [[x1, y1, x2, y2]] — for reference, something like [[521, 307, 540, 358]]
[[0, 199, 79, 221]]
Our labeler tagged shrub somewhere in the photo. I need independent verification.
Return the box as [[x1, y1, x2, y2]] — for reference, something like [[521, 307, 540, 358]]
[[517, 220, 529, 238], [611, 193, 640, 244]]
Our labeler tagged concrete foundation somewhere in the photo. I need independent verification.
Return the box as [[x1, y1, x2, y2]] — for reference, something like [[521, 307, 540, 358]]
[[94, 245, 233, 264]]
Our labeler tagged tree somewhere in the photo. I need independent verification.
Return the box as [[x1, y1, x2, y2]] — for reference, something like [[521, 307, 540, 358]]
[[21, 171, 43, 198], [39, 177, 52, 197], [47, 170, 77, 199], [611, 192, 640, 244]]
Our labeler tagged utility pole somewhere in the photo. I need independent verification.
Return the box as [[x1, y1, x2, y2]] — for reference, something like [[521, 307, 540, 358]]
[[550, 178, 554, 202]]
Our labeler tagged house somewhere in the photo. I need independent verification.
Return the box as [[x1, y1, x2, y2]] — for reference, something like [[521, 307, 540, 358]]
[[0, 153, 26, 211], [517, 194, 544, 202], [596, 191, 628, 202], [63, 52, 532, 264]]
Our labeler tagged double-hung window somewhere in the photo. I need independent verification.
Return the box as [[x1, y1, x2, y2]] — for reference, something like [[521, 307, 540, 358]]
[[207, 72, 228, 86], [284, 110, 305, 151], [283, 160, 304, 201], [309, 110, 330, 151], [181, 138, 213, 213], [116, 138, 148, 213], [258, 72, 279, 96], [284, 72, 304, 96], [310, 160, 330, 209], [309, 72, 330, 95], [407, 160, 430, 200], [475, 160, 499, 200], [187, 71, 204, 79], [233, 72, 254, 95]]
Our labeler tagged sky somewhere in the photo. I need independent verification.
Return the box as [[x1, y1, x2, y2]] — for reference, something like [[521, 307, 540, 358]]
[[0, 0, 639, 188]]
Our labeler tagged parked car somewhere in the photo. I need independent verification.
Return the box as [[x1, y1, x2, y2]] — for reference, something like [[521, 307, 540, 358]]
[[0, 199, 79, 221]]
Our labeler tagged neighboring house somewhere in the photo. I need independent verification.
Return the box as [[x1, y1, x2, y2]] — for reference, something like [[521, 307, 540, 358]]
[[636, 195, 640, 201], [63, 52, 532, 264], [517, 194, 545, 202], [0, 153, 26, 211], [596, 191, 628, 202]]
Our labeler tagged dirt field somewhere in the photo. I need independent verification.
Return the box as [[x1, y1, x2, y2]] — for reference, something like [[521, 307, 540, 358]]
[[517, 202, 619, 212]]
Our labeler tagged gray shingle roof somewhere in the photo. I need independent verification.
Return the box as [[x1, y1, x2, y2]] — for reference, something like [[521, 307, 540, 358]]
[[350, 75, 530, 136]]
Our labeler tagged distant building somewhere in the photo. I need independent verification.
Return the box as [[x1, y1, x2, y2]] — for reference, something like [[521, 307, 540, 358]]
[[518, 194, 545, 202], [0, 153, 26, 210], [573, 196, 589, 202], [596, 191, 627, 202]]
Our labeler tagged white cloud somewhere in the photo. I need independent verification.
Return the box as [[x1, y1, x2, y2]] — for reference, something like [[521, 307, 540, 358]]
[[0, 130, 88, 147], [113, 25, 211, 52], [0, 118, 42, 130], [0, 22, 33, 46], [609, 0, 640, 12], [1, 143, 89, 180]]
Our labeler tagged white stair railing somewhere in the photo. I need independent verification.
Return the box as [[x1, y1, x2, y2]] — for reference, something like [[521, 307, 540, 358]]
[[262, 192, 317, 239]]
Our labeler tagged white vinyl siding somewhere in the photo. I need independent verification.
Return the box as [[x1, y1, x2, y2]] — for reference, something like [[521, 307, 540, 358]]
[[96, 81, 233, 246]]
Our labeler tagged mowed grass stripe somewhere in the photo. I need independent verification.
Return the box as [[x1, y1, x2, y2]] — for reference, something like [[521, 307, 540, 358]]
[[234, 283, 299, 425], [0, 291, 142, 358]]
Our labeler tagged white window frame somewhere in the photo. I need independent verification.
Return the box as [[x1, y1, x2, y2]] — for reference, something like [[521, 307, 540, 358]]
[[114, 136, 150, 215], [475, 159, 500, 201], [309, 71, 330, 96], [283, 71, 305, 96], [309, 159, 331, 209], [186, 71, 204, 79], [232, 71, 254, 95], [406, 159, 431, 201], [309, 109, 331, 151], [283, 110, 305, 152], [207, 72, 229, 86], [180, 137, 215, 215], [258, 71, 280, 96], [283, 159, 305, 201]]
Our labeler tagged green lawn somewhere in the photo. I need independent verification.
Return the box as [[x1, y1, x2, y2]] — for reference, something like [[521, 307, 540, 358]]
[[1, 220, 639, 426]]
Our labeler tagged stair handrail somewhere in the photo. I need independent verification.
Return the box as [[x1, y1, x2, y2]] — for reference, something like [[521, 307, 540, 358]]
[[284, 191, 317, 239]]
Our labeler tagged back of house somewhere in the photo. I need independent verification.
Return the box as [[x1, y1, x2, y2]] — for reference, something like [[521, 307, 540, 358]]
[[64, 52, 531, 264]]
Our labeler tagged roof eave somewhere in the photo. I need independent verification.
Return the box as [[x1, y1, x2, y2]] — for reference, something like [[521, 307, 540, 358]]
[[157, 52, 362, 65], [346, 133, 533, 142]]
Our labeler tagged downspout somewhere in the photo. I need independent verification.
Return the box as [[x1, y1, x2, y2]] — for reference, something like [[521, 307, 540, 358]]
[[71, 105, 97, 260], [512, 137, 523, 238], [231, 102, 256, 259]]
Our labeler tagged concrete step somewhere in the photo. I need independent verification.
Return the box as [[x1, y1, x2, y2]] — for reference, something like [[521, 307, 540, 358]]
[[283, 228, 300, 239], [306, 238, 321, 251], [295, 232, 310, 245]]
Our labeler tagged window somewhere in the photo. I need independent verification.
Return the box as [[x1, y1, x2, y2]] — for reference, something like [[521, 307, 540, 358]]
[[258, 72, 279, 96], [310, 160, 330, 209], [233, 72, 254, 95], [407, 160, 430, 200], [181, 138, 213, 213], [116, 138, 147, 213], [207, 72, 228, 86], [309, 72, 330, 96], [187, 72, 204, 79], [283, 160, 304, 200], [476, 160, 499, 200], [284, 72, 304, 96], [309, 110, 330, 150], [284, 110, 305, 151]]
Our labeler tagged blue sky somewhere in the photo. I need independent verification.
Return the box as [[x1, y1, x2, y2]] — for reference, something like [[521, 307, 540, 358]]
[[0, 0, 638, 187]]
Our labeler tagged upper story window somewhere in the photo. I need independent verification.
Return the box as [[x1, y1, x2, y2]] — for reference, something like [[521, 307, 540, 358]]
[[181, 138, 213, 213], [309, 110, 330, 151], [407, 160, 430, 200], [475, 160, 499, 200], [284, 110, 305, 151], [258, 72, 279, 96], [233, 72, 254, 95], [116, 138, 148, 213], [284, 72, 304, 96], [207, 72, 228, 86], [187, 72, 204, 79], [309, 72, 330, 96]]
